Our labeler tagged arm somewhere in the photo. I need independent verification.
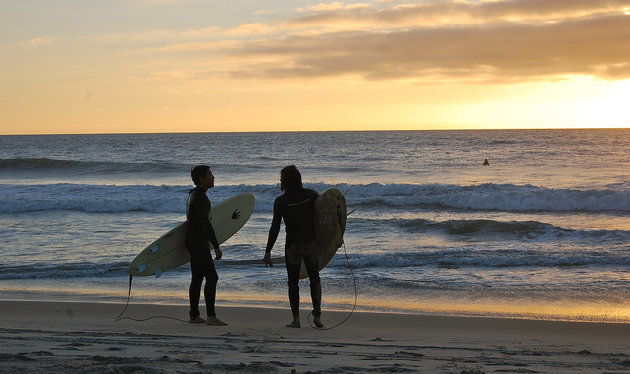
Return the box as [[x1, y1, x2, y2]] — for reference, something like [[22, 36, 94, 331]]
[[207, 221, 222, 260], [208, 226, 219, 250], [264, 198, 283, 267], [206, 200, 222, 260]]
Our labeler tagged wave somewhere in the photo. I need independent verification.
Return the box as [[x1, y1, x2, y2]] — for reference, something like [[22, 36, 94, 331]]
[[0, 183, 190, 213], [0, 158, 285, 177], [345, 182, 630, 213], [351, 216, 630, 243], [0, 158, 188, 174], [390, 217, 630, 242], [0, 262, 132, 280], [2, 245, 629, 281], [327, 248, 630, 271], [1, 182, 629, 214]]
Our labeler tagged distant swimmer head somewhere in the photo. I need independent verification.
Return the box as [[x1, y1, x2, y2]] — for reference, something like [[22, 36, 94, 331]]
[[281, 165, 303, 192]]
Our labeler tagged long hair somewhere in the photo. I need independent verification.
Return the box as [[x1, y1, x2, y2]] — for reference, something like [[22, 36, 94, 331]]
[[280, 165, 302, 192]]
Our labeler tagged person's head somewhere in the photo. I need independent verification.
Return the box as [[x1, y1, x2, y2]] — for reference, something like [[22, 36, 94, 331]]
[[191, 165, 214, 188], [280, 165, 302, 192]]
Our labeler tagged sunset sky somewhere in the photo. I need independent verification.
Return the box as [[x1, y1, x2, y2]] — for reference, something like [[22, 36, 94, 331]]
[[1, 0, 629, 134]]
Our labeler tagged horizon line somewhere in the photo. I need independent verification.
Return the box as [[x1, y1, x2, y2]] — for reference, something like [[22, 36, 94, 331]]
[[2, 127, 629, 136]]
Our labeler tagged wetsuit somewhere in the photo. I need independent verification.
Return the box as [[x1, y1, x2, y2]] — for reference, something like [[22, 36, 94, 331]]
[[266, 187, 321, 319], [185, 186, 220, 318]]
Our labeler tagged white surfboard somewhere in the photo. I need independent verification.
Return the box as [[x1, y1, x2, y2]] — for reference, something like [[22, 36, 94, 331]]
[[129, 193, 255, 277], [299, 188, 347, 279]]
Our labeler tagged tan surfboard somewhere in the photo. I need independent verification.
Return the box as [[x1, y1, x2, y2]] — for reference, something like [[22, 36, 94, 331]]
[[299, 188, 347, 279], [129, 193, 255, 277]]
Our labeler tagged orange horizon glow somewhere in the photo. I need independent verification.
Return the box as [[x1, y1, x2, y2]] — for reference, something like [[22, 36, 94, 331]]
[[2, 0, 630, 135]]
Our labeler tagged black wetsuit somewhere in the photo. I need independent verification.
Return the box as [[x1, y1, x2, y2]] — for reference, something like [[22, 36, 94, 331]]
[[266, 187, 321, 318], [185, 186, 220, 318]]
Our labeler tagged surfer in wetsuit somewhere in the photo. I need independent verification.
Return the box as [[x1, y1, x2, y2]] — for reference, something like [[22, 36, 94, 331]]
[[264, 165, 324, 328], [185, 165, 227, 326]]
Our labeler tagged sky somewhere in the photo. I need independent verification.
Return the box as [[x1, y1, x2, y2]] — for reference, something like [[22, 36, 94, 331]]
[[1, 0, 629, 134]]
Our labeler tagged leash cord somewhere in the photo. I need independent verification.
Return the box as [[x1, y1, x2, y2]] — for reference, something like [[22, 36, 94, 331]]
[[308, 241, 357, 330], [114, 274, 188, 323], [114, 275, 132, 322]]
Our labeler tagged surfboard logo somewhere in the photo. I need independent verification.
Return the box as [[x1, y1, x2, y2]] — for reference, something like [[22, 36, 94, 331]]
[[232, 209, 241, 220]]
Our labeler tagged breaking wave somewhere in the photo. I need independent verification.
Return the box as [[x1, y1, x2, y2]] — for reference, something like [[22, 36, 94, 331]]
[[1, 182, 628, 214]]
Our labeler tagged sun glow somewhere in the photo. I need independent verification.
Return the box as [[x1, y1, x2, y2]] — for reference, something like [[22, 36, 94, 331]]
[[443, 77, 630, 129], [566, 78, 630, 128], [1, 1, 629, 134]]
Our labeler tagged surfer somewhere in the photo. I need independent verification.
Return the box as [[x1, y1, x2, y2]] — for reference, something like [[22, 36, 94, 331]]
[[483, 158, 490, 166], [264, 165, 324, 328], [185, 165, 227, 326]]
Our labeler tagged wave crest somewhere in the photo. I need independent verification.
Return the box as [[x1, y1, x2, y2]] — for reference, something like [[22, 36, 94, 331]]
[[1, 182, 628, 214]]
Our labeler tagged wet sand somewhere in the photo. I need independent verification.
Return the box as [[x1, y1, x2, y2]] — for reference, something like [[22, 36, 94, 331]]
[[1, 300, 630, 373]]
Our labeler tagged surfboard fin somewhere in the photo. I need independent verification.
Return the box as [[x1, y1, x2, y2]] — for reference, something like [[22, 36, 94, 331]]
[[154, 268, 162, 278], [137, 264, 146, 273], [149, 244, 159, 253]]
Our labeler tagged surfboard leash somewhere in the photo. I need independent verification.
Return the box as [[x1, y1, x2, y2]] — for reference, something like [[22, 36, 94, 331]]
[[114, 274, 188, 323], [308, 241, 357, 330], [114, 275, 133, 322], [308, 202, 357, 330]]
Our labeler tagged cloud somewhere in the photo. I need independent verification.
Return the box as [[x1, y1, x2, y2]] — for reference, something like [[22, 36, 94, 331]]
[[133, 40, 242, 54], [82, 0, 630, 84], [297, 2, 346, 13], [230, 12, 630, 82], [289, 0, 630, 27], [254, 10, 277, 16], [83, 26, 222, 45], [225, 23, 276, 36], [21, 37, 55, 48], [296, 2, 371, 15]]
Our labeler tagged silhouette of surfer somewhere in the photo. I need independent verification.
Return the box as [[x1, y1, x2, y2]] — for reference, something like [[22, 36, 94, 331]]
[[483, 159, 490, 166], [185, 165, 227, 326], [264, 165, 324, 328]]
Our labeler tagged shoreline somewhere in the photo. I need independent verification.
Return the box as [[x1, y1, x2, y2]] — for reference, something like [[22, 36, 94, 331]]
[[2, 283, 630, 324], [2, 285, 630, 325], [2, 300, 630, 373]]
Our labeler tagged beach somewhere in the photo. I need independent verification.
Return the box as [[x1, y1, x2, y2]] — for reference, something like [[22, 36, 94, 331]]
[[1, 300, 630, 373]]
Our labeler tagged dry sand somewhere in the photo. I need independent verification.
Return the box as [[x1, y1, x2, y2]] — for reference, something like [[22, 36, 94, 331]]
[[1, 300, 630, 373]]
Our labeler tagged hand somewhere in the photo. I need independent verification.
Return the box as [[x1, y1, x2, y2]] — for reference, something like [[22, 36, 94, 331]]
[[264, 252, 273, 268], [214, 247, 223, 260]]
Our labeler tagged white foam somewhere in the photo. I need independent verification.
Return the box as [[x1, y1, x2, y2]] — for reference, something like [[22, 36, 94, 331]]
[[1, 182, 629, 213]]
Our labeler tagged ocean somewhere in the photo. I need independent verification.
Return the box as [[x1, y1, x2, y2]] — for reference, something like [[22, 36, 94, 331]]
[[1, 130, 629, 323]]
